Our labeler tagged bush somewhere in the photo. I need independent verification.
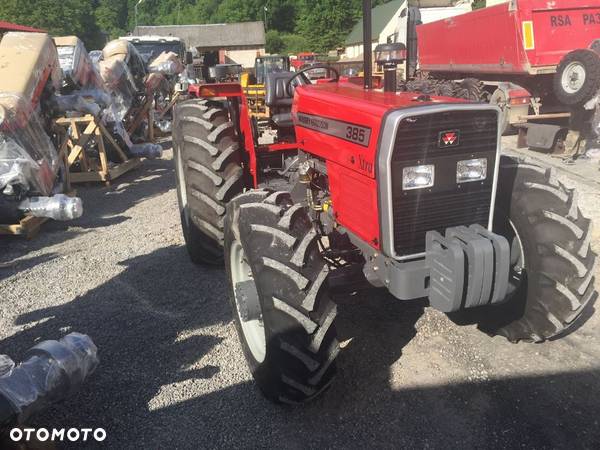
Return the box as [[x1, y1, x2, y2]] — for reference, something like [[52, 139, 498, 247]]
[[266, 30, 285, 54]]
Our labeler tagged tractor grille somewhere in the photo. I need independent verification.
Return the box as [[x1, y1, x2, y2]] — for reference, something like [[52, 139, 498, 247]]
[[390, 109, 498, 257]]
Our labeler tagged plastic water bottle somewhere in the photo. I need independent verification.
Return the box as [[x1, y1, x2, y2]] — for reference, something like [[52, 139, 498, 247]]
[[18, 194, 83, 221]]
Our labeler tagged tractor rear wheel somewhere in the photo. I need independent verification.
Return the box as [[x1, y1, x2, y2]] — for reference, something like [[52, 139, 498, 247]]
[[173, 98, 247, 265], [464, 156, 597, 342], [224, 190, 339, 404]]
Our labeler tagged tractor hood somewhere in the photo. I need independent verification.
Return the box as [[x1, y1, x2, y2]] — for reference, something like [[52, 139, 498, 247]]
[[292, 82, 466, 179]]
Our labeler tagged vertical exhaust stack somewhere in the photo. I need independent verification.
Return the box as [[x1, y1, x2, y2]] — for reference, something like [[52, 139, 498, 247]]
[[375, 42, 407, 93], [363, 0, 372, 90]]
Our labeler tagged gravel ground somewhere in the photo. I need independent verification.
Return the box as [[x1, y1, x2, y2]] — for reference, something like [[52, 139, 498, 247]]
[[1, 144, 600, 449]]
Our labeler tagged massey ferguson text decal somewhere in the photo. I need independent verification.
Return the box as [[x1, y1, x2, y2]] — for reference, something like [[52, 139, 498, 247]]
[[296, 112, 371, 147]]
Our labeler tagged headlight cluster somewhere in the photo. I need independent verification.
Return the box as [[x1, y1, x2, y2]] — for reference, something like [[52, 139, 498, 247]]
[[456, 158, 487, 183], [402, 165, 434, 190], [402, 158, 488, 191]]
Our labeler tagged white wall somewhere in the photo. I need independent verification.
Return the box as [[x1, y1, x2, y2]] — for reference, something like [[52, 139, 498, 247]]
[[222, 47, 265, 68]]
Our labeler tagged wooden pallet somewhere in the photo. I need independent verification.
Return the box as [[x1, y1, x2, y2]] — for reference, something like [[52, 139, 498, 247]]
[[0, 215, 49, 239], [56, 115, 141, 185]]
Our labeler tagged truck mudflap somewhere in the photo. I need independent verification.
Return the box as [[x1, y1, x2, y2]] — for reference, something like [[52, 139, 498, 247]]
[[426, 225, 510, 313]]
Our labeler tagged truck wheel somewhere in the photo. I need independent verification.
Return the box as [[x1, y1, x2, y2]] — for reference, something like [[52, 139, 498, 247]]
[[554, 49, 600, 106], [173, 98, 247, 265], [475, 156, 597, 342], [224, 190, 339, 404]]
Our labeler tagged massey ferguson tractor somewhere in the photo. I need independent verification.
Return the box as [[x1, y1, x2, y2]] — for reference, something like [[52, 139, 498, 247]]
[[172, 0, 597, 404]]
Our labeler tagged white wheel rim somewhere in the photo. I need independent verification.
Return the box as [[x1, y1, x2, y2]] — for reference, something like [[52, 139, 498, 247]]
[[229, 240, 266, 363], [561, 62, 586, 94], [509, 220, 525, 273], [175, 146, 188, 209]]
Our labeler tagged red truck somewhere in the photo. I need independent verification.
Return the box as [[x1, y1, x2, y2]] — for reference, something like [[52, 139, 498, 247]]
[[291, 52, 317, 71], [411, 0, 600, 135]]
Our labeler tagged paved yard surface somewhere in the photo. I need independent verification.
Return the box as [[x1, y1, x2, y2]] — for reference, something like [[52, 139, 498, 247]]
[[1, 142, 599, 449]]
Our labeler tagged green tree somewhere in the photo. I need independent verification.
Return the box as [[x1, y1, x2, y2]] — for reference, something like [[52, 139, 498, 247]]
[[266, 30, 285, 54], [0, 0, 103, 48], [296, 0, 364, 52]]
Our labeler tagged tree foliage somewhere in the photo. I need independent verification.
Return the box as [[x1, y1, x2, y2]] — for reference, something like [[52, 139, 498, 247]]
[[0, 0, 398, 52]]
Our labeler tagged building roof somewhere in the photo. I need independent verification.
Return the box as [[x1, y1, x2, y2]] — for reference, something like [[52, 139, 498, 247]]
[[133, 22, 265, 49], [345, 0, 405, 45], [0, 21, 44, 33]]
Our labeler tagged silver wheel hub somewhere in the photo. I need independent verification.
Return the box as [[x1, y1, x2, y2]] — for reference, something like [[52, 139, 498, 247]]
[[561, 62, 586, 94], [229, 240, 266, 363]]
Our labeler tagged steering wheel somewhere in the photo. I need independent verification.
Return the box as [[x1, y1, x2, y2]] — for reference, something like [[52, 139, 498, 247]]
[[286, 65, 340, 95]]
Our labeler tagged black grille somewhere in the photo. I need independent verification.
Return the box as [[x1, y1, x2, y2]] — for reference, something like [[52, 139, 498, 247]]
[[392, 189, 492, 256], [390, 109, 498, 257]]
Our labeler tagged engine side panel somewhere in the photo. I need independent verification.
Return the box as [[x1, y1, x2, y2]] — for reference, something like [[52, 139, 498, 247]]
[[327, 160, 380, 249]]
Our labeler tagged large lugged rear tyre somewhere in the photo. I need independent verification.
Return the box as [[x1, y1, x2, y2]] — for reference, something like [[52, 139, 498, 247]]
[[454, 78, 486, 102], [173, 98, 247, 265], [554, 49, 600, 106], [476, 156, 597, 342], [224, 190, 339, 404]]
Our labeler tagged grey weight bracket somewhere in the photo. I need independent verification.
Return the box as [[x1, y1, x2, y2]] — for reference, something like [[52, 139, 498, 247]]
[[425, 231, 465, 313], [469, 224, 511, 304], [446, 226, 494, 308]]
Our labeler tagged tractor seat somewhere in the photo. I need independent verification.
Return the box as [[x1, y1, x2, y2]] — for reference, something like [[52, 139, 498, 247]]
[[265, 71, 307, 128]]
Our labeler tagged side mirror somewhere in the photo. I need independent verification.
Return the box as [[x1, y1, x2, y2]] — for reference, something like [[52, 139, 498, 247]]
[[185, 51, 193, 65]]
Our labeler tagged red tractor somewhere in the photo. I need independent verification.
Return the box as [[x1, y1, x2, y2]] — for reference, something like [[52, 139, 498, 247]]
[[172, 1, 597, 404]]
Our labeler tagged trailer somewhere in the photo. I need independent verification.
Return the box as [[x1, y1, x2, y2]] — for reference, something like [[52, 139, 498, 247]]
[[414, 0, 600, 138]]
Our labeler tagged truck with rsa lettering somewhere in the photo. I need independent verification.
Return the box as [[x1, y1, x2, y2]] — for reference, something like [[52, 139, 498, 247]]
[[405, 0, 600, 135]]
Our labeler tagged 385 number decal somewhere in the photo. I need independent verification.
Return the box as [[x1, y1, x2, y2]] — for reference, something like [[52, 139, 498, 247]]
[[346, 126, 367, 144]]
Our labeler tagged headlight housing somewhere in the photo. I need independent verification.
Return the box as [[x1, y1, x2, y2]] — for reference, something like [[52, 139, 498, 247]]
[[457, 158, 487, 183], [402, 165, 434, 190]]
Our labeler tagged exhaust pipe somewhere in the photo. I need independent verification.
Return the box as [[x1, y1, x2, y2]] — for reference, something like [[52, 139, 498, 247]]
[[363, 0, 372, 90]]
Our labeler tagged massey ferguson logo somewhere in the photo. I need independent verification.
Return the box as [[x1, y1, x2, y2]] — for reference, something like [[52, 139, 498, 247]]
[[439, 130, 460, 148]]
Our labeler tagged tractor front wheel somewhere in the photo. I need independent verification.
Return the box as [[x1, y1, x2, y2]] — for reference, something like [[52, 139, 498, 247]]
[[224, 190, 340, 404], [467, 156, 597, 342]]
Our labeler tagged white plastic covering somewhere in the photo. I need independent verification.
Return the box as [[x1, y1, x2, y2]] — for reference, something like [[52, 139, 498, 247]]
[[99, 58, 137, 115], [0, 97, 59, 196], [129, 143, 163, 159], [18, 193, 83, 221], [145, 72, 169, 96], [148, 51, 185, 76], [55, 94, 101, 116], [55, 37, 103, 91]]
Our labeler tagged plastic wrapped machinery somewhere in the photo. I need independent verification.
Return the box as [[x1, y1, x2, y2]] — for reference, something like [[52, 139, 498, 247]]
[[0, 33, 62, 197], [0, 333, 98, 432], [0, 97, 59, 197], [0, 32, 84, 223], [54, 36, 103, 92], [148, 51, 185, 76]]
